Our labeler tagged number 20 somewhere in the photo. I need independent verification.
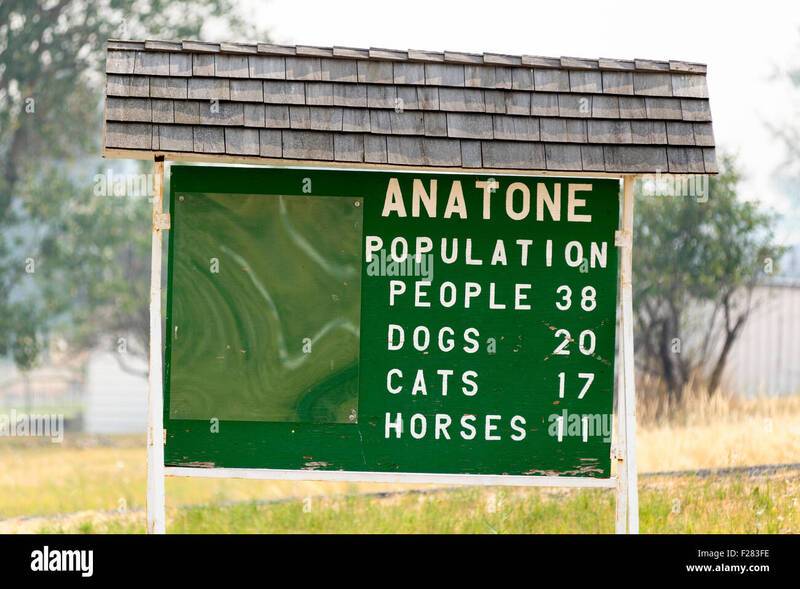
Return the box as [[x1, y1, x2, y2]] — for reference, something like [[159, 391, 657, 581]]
[[553, 328, 596, 355]]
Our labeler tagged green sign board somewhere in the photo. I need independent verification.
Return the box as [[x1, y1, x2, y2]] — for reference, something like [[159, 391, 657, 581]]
[[164, 165, 620, 478]]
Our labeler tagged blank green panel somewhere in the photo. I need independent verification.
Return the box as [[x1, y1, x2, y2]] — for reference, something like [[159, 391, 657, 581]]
[[168, 192, 363, 424]]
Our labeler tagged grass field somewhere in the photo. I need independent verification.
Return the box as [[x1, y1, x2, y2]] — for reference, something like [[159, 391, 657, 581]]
[[1, 393, 798, 533]]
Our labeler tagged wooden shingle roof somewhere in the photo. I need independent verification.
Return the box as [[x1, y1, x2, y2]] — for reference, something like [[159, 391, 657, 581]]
[[103, 40, 717, 174]]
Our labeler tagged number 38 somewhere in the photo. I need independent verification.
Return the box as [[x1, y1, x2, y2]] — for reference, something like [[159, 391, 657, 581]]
[[555, 285, 597, 312]]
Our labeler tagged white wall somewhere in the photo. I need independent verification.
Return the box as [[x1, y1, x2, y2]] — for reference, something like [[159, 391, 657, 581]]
[[724, 285, 800, 396], [84, 352, 147, 434]]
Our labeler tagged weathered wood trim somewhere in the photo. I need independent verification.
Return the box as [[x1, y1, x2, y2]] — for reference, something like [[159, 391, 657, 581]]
[[103, 146, 628, 179], [165, 467, 619, 488]]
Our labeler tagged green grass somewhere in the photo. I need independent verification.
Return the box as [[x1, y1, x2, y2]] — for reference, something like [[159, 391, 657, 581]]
[[34, 474, 798, 534]]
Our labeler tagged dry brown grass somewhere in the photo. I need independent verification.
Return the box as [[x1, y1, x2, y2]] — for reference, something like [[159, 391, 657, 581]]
[[635, 382, 800, 472]]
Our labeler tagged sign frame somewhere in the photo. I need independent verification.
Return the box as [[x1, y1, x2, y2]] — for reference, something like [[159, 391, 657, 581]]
[[145, 158, 639, 534]]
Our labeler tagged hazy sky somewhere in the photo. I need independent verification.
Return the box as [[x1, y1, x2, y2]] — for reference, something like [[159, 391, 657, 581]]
[[234, 0, 800, 241]]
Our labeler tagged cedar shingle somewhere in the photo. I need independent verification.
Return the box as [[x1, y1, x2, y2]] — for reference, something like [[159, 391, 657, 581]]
[[192, 54, 215, 76], [630, 121, 667, 144], [334, 134, 365, 162], [604, 145, 668, 172], [174, 101, 200, 124], [155, 125, 193, 151], [558, 94, 592, 118], [511, 68, 534, 91], [264, 105, 290, 128], [447, 113, 493, 139], [282, 130, 333, 159], [666, 121, 695, 145], [423, 112, 447, 137], [570, 71, 602, 93], [681, 99, 712, 121], [545, 144, 583, 170], [107, 75, 149, 97], [667, 147, 705, 173], [244, 103, 266, 127], [107, 50, 136, 74], [286, 57, 322, 80], [369, 110, 392, 134], [439, 88, 484, 112], [150, 77, 188, 99], [215, 54, 249, 78], [592, 95, 620, 118], [395, 86, 419, 110], [342, 108, 370, 132], [492, 115, 538, 141], [425, 64, 465, 86], [134, 51, 170, 76], [105, 122, 152, 149], [230, 79, 264, 102], [187, 78, 230, 100], [703, 148, 718, 173], [367, 85, 397, 108], [387, 136, 423, 165], [225, 128, 260, 155], [259, 129, 282, 157], [106, 97, 151, 122], [601, 71, 633, 95], [618, 96, 647, 119], [581, 145, 605, 171], [484, 90, 507, 114], [390, 111, 424, 135], [417, 87, 439, 110], [264, 81, 305, 104], [588, 120, 632, 143], [481, 140, 545, 169], [693, 123, 715, 146], [198, 101, 244, 126], [422, 138, 463, 166], [305, 83, 335, 106], [393, 62, 425, 85], [151, 99, 174, 123], [461, 140, 482, 167], [169, 53, 192, 76], [534, 68, 569, 92], [193, 126, 225, 153], [633, 73, 672, 96], [333, 83, 368, 107], [671, 74, 708, 98], [359, 60, 393, 84], [530, 93, 559, 117], [364, 135, 388, 163], [645, 97, 682, 119], [505, 91, 530, 115], [249, 56, 286, 79], [321, 58, 358, 82]]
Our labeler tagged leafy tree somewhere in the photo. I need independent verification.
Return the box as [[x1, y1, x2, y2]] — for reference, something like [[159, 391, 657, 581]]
[[0, 0, 263, 372], [633, 154, 784, 399]]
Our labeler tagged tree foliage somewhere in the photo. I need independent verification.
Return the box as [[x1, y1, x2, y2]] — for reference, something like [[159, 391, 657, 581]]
[[0, 0, 262, 371], [633, 155, 784, 398]]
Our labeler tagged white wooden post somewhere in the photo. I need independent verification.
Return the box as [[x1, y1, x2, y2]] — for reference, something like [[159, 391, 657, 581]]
[[146, 157, 167, 534], [614, 174, 640, 533]]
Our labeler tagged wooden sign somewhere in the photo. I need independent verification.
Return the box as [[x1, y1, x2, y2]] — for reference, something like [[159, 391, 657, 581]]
[[163, 166, 619, 478]]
